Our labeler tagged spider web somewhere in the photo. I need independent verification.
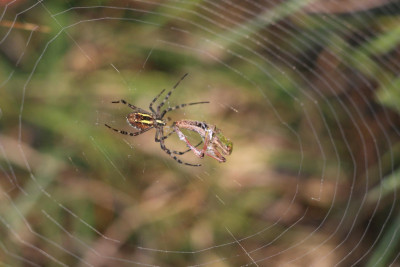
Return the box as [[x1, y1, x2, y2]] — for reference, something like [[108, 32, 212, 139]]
[[1, 0, 400, 266]]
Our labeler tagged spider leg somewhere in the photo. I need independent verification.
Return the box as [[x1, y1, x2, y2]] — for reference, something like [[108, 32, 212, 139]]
[[205, 144, 226, 163], [105, 124, 152, 136], [112, 99, 139, 110], [159, 131, 203, 154], [161, 101, 210, 118], [157, 128, 201, 167], [174, 125, 210, 158], [157, 73, 188, 113], [172, 140, 203, 155], [155, 126, 203, 154], [197, 128, 213, 158], [155, 129, 175, 141], [149, 89, 166, 113]]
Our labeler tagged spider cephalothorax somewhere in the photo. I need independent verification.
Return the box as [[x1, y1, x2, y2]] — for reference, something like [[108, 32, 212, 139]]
[[105, 73, 209, 166]]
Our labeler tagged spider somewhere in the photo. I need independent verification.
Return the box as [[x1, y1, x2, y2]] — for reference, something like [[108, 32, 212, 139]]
[[105, 73, 209, 166], [173, 120, 233, 163]]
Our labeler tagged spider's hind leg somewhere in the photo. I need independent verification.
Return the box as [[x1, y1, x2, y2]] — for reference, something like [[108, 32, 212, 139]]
[[111, 99, 138, 110]]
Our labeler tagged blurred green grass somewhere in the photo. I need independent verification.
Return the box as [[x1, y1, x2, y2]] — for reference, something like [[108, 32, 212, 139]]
[[1, 1, 400, 266]]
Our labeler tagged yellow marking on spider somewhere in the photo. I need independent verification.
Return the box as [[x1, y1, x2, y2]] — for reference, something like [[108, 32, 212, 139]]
[[140, 119, 155, 125]]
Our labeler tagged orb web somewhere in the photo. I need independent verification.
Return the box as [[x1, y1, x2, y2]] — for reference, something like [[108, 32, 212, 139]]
[[0, 0, 400, 266]]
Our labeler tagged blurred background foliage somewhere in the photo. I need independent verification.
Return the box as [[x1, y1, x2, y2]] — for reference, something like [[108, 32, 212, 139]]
[[1, 0, 400, 266]]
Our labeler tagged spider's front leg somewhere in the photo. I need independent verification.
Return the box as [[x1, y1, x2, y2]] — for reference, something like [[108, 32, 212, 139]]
[[149, 89, 166, 113], [111, 99, 140, 111]]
